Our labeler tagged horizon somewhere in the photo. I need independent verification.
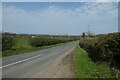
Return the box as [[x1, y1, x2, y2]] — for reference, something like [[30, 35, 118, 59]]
[[0, 31, 117, 36], [1, 2, 118, 35]]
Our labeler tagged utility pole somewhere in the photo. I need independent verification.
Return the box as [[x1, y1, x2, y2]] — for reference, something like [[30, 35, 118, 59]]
[[88, 25, 90, 32], [88, 25, 90, 37]]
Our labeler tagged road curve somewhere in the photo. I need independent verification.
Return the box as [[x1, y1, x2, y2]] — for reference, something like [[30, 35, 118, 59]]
[[2, 41, 79, 78]]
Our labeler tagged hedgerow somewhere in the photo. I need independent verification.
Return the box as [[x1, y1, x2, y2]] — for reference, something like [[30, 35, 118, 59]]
[[79, 32, 120, 68], [29, 37, 75, 47], [2, 36, 15, 51]]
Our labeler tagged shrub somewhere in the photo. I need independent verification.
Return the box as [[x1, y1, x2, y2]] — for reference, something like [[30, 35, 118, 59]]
[[29, 37, 74, 47], [96, 33, 120, 67], [79, 32, 120, 68], [79, 38, 100, 61], [2, 35, 15, 51]]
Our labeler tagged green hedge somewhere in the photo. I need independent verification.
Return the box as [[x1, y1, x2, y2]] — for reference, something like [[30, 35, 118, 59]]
[[29, 37, 74, 47], [2, 36, 15, 51], [79, 32, 120, 68]]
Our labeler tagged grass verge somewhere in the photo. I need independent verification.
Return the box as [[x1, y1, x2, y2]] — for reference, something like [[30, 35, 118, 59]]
[[2, 43, 68, 57], [74, 45, 119, 78]]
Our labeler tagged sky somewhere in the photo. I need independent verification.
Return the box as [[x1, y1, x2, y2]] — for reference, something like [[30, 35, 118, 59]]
[[1, 0, 120, 2], [0, 2, 1, 32], [2, 1, 119, 35]]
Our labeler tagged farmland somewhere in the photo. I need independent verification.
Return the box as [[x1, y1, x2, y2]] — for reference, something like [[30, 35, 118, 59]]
[[1, 32, 120, 78], [2, 32, 79, 57]]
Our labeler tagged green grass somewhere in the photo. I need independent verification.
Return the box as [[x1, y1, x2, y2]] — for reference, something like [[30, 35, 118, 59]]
[[2, 37, 70, 57], [13, 37, 31, 50], [74, 45, 119, 78]]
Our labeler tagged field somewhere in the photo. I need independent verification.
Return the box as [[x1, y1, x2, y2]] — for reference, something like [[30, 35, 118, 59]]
[[2, 33, 78, 57], [2, 37, 32, 57], [74, 45, 119, 78], [13, 38, 31, 50]]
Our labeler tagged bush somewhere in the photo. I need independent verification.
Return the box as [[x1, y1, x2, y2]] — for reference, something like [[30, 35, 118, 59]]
[[2, 36, 15, 51], [29, 37, 74, 47], [79, 32, 120, 68], [79, 38, 100, 62], [97, 33, 120, 67]]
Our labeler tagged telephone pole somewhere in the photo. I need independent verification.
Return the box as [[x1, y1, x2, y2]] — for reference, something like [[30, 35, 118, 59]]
[[88, 25, 90, 32], [88, 25, 90, 37]]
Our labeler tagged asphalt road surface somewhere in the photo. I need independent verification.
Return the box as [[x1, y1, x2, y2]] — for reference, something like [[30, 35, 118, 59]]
[[2, 41, 79, 78]]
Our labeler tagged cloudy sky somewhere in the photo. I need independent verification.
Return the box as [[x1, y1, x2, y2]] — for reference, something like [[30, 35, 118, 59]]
[[2, 1, 119, 35], [1, 0, 119, 2]]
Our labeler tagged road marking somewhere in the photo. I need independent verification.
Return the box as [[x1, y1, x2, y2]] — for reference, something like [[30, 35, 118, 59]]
[[0, 54, 44, 69]]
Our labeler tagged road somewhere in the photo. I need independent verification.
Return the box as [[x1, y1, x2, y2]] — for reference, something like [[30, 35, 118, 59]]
[[2, 41, 79, 78]]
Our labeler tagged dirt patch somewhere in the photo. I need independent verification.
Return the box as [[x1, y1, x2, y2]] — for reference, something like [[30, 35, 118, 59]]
[[44, 49, 75, 78], [53, 51, 75, 78]]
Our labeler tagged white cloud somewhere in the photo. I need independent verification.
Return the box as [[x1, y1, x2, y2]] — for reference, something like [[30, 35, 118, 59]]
[[2, 2, 118, 35]]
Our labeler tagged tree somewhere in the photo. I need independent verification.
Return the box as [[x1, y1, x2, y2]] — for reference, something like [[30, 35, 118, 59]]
[[82, 32, 85, 38]]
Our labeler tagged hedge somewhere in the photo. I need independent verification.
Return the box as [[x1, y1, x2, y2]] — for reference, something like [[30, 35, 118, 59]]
[[79, 32, 120, 68], [2, 36, 15, 51], [29, 37, 74, 47]]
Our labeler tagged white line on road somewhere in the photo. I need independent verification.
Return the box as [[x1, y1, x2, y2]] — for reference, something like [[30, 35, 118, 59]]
[[0, 54, 44, 69]]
